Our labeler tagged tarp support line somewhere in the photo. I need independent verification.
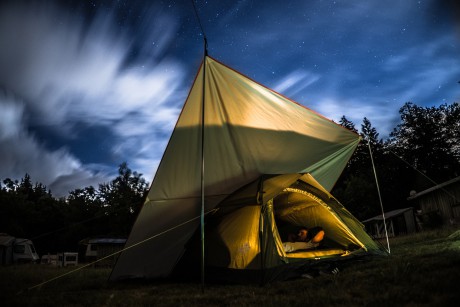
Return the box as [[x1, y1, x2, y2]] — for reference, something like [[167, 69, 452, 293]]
[[367, 140, 391, 254], [390, 150, 439, 186], [24, 208, 218, 293], [389, 150, 459, 203], [148, 193, 235, 202], [27, 189, 231, 247], [21, 189, 227, 248]]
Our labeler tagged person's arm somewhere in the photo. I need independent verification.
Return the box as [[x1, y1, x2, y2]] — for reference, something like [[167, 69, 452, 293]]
[[311, 230, 325, 243]]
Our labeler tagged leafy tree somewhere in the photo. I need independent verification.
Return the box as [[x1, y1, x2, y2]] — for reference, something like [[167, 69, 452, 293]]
[[387, 102, 460, 183], [0, 174, 65, 253], [362, 117, 382, 148], [66, 186, 104, 239], [339, 115, 358, 133], [444, 102, 460, 164], [334, 117, 384, 220], [337, 116, 363, 171], [0, 178, 27, 236], [2, 178, 19, 192], [335, 102, 460, 221], [96, 162, 149, 236], [0, 163, 149, 254]]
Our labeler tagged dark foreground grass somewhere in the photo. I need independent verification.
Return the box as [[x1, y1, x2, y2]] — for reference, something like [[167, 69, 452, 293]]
[[1, 227, 460, 306]]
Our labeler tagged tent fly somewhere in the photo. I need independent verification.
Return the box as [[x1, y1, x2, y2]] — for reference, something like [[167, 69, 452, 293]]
[[110, 56, 386, 283]]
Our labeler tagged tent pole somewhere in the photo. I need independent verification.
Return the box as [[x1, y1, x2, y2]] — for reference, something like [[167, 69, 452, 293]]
[[191, 0, 208, 291], [367, 139, 391, 254], [200, 38, 208, 293], [258, 177, 265, 286]]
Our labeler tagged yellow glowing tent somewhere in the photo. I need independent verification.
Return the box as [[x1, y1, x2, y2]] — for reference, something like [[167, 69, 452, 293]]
[[110, 56, 385, 282]]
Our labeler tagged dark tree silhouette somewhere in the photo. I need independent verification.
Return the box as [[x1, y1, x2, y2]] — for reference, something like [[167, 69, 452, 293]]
[[0, 163, 149, 254], [387, 102, 460, 183]]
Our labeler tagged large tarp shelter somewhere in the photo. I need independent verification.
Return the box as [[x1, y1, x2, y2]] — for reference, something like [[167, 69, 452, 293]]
[[110, 56, 384, 282]]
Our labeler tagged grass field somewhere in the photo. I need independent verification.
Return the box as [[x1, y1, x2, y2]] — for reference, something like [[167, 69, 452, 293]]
[[1, 227, 460, 306]]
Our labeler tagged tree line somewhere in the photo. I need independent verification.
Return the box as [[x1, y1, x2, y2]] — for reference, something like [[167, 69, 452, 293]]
[[332, 102, 460, 220], [0, 163, 148, 254], [0, 102, 459, 254]]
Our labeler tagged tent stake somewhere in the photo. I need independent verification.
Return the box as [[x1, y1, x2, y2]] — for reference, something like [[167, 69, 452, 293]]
[[367, 139, 391, 254]]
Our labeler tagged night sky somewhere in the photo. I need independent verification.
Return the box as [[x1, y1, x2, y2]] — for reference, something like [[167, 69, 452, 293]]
[[0, 0, 459, 196]]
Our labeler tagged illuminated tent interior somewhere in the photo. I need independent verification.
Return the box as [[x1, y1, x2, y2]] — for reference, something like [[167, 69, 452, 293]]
[[176, 173, 385, 282], [110, 56, 386, 283]]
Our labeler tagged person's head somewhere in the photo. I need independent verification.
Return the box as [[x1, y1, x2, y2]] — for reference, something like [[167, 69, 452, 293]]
[[297, 227, 308, 241]]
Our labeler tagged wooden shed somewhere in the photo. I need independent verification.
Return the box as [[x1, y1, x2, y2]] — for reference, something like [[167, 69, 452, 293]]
[[407, 176, 460, 227], [363, 207, 418, 238]]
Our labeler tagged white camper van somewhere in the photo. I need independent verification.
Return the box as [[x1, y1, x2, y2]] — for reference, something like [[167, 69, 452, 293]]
[[0, 234, 40, 265]]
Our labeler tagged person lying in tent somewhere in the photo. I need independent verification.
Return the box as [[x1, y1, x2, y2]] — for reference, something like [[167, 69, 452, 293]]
[[283, 226, 325, 253]]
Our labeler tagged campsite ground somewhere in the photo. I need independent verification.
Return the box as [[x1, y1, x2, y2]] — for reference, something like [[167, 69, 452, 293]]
[[1, 226, 460, 306]]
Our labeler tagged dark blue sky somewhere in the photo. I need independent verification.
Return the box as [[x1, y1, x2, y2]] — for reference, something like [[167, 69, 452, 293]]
[[0, 0, 459, 196]]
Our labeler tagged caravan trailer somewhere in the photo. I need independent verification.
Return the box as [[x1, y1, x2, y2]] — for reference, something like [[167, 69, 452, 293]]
[[0, 234, 40, 265], [80, 237, 126, 267]]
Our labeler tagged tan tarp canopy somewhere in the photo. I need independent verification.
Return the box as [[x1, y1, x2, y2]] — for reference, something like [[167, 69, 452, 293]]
[[110, 56, 362, 281]]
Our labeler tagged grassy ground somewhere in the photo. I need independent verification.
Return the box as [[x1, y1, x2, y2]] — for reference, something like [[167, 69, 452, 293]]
[[1, 227, 460, 306]]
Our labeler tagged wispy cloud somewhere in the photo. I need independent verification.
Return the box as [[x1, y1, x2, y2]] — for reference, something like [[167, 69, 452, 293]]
[[0, 93, 109, 196], [0, 1, 187, 195], [274, 70, 320, 97], [312, 96, 398, 138], [381, 35, 460, 105], [0, 0, 458, 195]]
